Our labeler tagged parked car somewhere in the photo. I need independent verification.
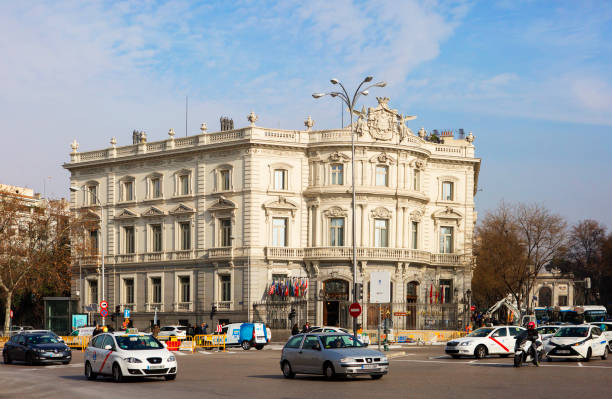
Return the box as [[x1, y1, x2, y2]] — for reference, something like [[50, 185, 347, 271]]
[[220, 323, 269, 350], [445, 326, 526, 359], [24, 330, 64, 343], [589, 322, 612, 351], [280, 333, 388, 380], [70, 326, 96, 337], [536, 325, 563, 342], [544, 325, 609, 361], [157, 326, 188, 340], [9, 326, 34, 336], [309, 326, 369, 345], [3, 332, 71, 365], [84, 330, 177, 382]]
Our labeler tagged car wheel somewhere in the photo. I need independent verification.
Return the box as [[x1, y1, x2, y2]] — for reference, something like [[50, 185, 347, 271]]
[[112, 363, 123, 383], [323, 362, 336, 380], [164, 374, 177, 381], [85, 361, 97, 380], [62, 360, 70, 365], [451, 355, 461, 359], [513, 354, 522, 368], [3, 352, 11, 365], [282, 361, 295, 379], [500, 354, 511, 358], [241, 341, 251, 350], [371, 374, 383, 380], [584, 348, 592, 362], [255, 344, 264, 350], [474, 345, 487, 359], [601, 347, 608, 360], [546, 356, 552, 362]]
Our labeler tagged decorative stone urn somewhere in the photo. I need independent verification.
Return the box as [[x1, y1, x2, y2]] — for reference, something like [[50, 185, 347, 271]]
[[247, 111, 258, 126], [304, 116, 314, 131]]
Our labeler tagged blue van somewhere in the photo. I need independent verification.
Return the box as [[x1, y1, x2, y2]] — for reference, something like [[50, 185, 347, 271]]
[[222, 323, 269, 350]]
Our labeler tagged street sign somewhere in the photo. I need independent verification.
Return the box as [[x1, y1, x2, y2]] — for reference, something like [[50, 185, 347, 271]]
[[99, 300, 108, 309], [470, 305, 476, 312], [9, 310, 13, 318], [393, 312, 407, 316], [349, 302, 362, 318], [369, 271, 390, 303], [100, 308, 109, 317], [124, 309, 130, 319]]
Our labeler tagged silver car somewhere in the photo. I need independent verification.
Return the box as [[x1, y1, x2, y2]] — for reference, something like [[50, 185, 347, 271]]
[[280, 333, 388, 380]]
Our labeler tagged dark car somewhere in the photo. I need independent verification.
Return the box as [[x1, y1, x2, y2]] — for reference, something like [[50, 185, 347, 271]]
[[3, 332, 72, 365]]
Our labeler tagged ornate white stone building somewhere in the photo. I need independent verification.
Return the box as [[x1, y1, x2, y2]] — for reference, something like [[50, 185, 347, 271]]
[[64, 98, 480, 332]]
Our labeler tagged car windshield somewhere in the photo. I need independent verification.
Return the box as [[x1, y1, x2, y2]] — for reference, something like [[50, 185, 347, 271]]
[[160, 327, 174, 332], [467, 328, 494, 337], [554, 327, 589, 338], [116, 335, 164, 350], [320, 334, 364, 349], [26, 335, 60, 345]]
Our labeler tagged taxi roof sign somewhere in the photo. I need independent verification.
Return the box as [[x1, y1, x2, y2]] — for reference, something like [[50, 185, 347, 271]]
[[125, 328, 139, 334]]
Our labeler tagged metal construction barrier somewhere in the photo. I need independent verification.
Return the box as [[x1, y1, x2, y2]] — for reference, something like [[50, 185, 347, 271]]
[[0, 336, 9, 348], [193, 334, 226, 351], [367, 330, 466, 344], [60, 336, 90, 351]]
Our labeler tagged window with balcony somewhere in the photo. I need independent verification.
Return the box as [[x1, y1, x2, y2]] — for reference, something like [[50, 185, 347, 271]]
[[219, 218, 232, 247], [86, 184, 98, 205], [123, 226, 135, 254], [442, 181, 454, 201], [150, 177, 162, 198], [123, 278, 134, 304], [374, 219, 389, 248], [375, 165, 389, 187], [151, 277, 162, 304], [219, 170, 231, 191], [220, 275, 231, 302], [411, 222, 419, 250], [179, 174, 190, 195], [272, 218, 288, 247], [330, 218, 345, 246], [413, 169, 420, 191], [331, 164, 344, 185], [121, 180, 134, 201], [151, 224, 162, 252], [274, 169, 287, 190], [179, 222, 191, 250], [440, 226, 454, 253]]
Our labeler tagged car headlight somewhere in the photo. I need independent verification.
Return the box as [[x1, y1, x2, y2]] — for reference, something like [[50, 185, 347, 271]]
[[459, 341, 472, 346], [380, 356, 388, 363], [340, 358, 354, 363], [34, 348, 45, 353], [124, 357, 143, 363], [167, 355, 176, 362]]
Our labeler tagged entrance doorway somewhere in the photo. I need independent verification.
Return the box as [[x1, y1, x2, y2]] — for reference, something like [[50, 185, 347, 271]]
[[322, 279, 349, 327], [324, 301, 340, 326]]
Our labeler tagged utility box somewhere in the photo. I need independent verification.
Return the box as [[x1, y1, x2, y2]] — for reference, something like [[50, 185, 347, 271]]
[[43, 297, 79, 335]]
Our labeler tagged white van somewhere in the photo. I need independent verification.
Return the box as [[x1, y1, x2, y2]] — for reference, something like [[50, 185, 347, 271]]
[[220, 323, 269, 350]]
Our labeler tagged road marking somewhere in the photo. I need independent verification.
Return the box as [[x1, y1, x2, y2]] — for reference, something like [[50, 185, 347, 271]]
[[578, 362, 583, 367], [395, 358, 612, 369], [198, 351, 211, 355], [174, 351, 187, 356]]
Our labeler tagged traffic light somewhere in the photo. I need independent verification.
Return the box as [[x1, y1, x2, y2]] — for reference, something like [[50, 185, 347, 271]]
[[355, 283, 363, 301], [210, 305, 217, 320], [115, 305, 120, 314]]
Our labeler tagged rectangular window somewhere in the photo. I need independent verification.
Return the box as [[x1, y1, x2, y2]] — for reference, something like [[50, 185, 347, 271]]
[[374, 219, 389, 248], [440, 226, 454, 253], [412, 222, 418, 250], [179, 174, 189, 195], [151, 277, 162, 304], [439, 279, 452, 304], [413, 169, 420, 191], [272, 218, 288, 247], [220, 170, 231, 191], [123, 181, 134, 201], [151, 177, 161, 198], [124, 226, 135, 254], [124, 278, 134, 304], [375, 165, 389, 186], [220, 275, 231, 302], [179, 222, 191, 250], [151, 224, 162, 252], [331, 164, 344, 185], [180, 276, 190, 303], [330, 218, 345, 246], [89, 230, 99, 253], [87, 185, 97, 205], [89, 281, 98, 304], [558, 295, 568, 306], [442, 181, 454, 201], [220, 219, 232, 247], [274, 169, 287, 190]]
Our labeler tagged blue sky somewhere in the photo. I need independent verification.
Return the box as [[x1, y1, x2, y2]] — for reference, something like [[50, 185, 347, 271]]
[[1, 0, 611, 227]]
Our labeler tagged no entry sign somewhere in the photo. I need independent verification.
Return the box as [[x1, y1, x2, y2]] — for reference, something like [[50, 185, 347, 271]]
[[99, 300, 108, 309], [349, 302, 362, 318]]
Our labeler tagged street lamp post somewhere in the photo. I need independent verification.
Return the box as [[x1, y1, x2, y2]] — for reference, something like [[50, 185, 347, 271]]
[[313, 77, 386, 339], [70, 186, 106, 325]]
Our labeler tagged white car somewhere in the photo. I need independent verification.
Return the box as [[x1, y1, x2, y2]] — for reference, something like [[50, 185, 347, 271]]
[[536, 325, 563, 342], [445, 326, 525, 359], [544, 325, 609, 361], [309, 326, 370, 344], [589, 322, 612, 351], [157, 326, 188, 340], [84, 330, 177, 382]]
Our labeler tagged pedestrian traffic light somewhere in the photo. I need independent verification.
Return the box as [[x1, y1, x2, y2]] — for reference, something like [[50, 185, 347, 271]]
[[210, 305, 217, 319], [288, 308, 296, 320], [115, 305, 120, 314], [356, 283, 363, 301]]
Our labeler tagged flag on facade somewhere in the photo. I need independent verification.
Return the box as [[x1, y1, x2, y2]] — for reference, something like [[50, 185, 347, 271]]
[[441, 287, 444, 304], [429, 285, 433, 304]]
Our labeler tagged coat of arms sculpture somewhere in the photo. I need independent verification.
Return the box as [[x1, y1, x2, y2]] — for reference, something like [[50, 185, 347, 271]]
[[353, 97, 416, 141]]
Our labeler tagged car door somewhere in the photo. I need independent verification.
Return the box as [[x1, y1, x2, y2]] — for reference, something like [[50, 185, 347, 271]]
[[591, 327, 606, 356], [282, 335, 303, 371], [99, 335, 116, 375], [15, 335, 27, 361], [89, 334, 106, 373], [298, 335, 323, 374], [6, 335, 20, 360], [489, 327, 512, 355]]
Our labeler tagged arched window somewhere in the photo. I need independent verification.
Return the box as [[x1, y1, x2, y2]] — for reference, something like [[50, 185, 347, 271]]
[[538, 287, 552, 307]]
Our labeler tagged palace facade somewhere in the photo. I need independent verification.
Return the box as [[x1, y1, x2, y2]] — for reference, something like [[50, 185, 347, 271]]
[[64, 98, 480, 332]]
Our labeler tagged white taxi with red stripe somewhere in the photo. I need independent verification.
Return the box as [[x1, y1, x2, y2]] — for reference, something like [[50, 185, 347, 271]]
[[445, 326, 525, 359], [84, 330, 177, 382]]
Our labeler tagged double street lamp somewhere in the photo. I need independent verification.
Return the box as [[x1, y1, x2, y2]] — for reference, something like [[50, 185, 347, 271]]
[[313, 76, 386, 338], [70, 186, 106, 325]]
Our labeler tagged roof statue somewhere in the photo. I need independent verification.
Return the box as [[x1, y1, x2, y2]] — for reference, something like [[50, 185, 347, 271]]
[[353, 97, 417, 141]]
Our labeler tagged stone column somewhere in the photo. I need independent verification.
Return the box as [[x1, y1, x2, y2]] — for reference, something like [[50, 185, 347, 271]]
[[361, 205, 368, 247], [314, 205, 320, 247], [307, 206, 312, 247], [396, 204, 402, 248]]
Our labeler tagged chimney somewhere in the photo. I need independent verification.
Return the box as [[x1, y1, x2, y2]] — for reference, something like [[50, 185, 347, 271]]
[[220, 116, 234, 131]]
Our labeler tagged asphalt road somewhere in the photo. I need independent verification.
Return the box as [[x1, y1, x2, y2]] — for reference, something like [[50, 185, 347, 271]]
[[1, 345, 610, 399]]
